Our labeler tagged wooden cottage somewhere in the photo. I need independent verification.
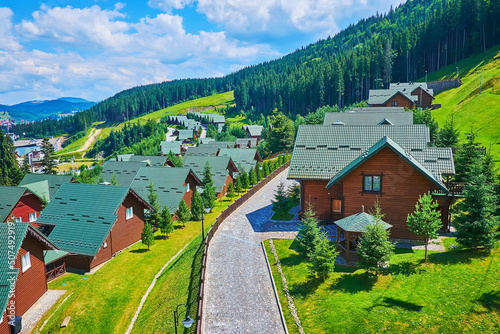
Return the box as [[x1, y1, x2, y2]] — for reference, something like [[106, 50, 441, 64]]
[[36, 183, 152, 271], [0, 187, 44, 226], [0, 223, 57, 334], [288, 125, 455, 240], [18, 174, 77, 202]]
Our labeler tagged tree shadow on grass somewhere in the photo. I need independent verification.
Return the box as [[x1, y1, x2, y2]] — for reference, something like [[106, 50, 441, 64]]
[[279, 252, 307, 268], [130, 248, 149, 253], [330, 272, 377, 294], [366, 297, 423, 312], [427, 248, 490, 265], [154, 234, 167, 240], [289, 275, 324, 297], [475, 290, 500, 313], [389, 261, 423, 276]]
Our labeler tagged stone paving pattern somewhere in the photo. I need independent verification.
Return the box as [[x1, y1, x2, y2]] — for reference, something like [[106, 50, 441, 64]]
[[203, 170, 298, 333]]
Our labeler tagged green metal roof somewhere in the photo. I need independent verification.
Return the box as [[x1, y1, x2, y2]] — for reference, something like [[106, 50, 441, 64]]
[[236, 138, 258, 148], [243, 125, 263, 137], [200, 141, 236, 149], [200, 138, 215, 144], [368, 89, 418, 105], [37, 183, 132, 257], [116, 154, 169, 167], [100, 160, 148, 187], [288, 125, 434, 180], [323, 111, 413, 126], [19, 174, 75, 199], [335, 212, 392, 232], [182, 156, 234, 193], [160, 141, 183, 155], [131, 167, 200, 212], [0, 186, 32, 222], [177, 130, 194, 140], [44, 250, 69, 264], [326, 136, 449, 193], [218, 148, 262, 173], [19, 180, 50, 203], [185, 146, 219, 157]]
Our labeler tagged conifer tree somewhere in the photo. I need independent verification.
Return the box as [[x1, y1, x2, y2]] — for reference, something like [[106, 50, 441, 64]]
[[110, 173, 119, 186], [272, 180, 288, 212], [41, 138, 57, 174], [437, 117, 460, 147], [454, 161, 499, 251], [202, 161, 217, 209], [234, 177, 242, 193], [309, 229, 338, 280], [454, 130, 483, 182], [159, 206, 174, 238], [191, 190, 203, 221], [296, 204, 321, 255], [263, 162, 270, 177], [255, 164, 262, 181], [249, 168, 257, 187], [146, 181, 161, 228], [240, 170, 249, 190], [141, 223, 155, 250], [357, 201, 395, 275], [0, 128, 23, 186], [176, 199, 191, 227], [407, 193, 442, 262], [226, 182, 236, 200]]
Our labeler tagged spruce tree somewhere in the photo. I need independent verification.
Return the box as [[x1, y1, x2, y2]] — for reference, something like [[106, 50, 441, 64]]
[[234, 177, 242, 193], [263, 162, 270, 177], [110, 173, 119, 186], [202, 161, 217, 210], [309, 229, 338, 280], [454, 161, 499, 251], [357, 201, 395, 275], [146, 181, 161, 228], [240, 170, 249, 190], [296, 204, 321, 255], [0, 128, 23, 185], [141, 223, 155, 250], [256, 164, 262, 181], [41, 138, 57, 174], [272, 180, 288, 212], [176, 199, 191, 227], [159, 206, 174, 238], [454, 130, 483, 182], [437, 116, 459, 147], [249, 168, 257, 187], [226, 182, 236, 200], [407, 193, 442, 262], [191, 190, 203, 221]]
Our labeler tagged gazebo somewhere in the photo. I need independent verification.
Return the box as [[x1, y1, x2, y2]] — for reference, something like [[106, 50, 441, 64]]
[[335, 212, 392, 264]]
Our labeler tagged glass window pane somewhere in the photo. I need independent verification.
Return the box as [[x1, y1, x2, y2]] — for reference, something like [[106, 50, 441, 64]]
[[364, 176, 372, 191], [373, 176, 381, 191]]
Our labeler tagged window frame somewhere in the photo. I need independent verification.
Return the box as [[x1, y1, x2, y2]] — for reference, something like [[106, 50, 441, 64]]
[[391, 101, 398, 106], [362, 174, 383, 194], [21, 252, 31, 273], [29, 212, 37, 222], [125, 207, 133, 220]]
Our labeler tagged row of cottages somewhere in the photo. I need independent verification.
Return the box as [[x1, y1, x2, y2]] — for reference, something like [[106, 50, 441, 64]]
[[185, 144, 263, 173], [368, 82, 435, 109], [288, 123, 455, 241], [197, 137, 259, 149], [323, 109, 413, 126], [242, 125, 263, 142], [160, 140, 184, 156], [0, 223, 57, 334], [189, 112, 225, 132], [36, 183, 153, 272], [115, 154, 173, 167]]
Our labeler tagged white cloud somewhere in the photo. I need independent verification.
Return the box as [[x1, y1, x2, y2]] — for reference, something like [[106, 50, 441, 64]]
[[0, 8, 22, 51], [148, 0, 194, 11]]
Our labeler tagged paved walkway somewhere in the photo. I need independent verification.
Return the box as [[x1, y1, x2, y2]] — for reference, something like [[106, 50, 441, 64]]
[[203, 170, 298, 333], [20, 289, 66, 334]]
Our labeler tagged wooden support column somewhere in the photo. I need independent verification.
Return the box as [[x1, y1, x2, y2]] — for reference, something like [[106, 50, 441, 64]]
[[346, 231, 350, 263]]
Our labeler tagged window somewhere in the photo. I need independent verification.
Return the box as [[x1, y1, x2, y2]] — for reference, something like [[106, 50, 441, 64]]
[[126, 207, 133, 220], [29, 212, 37, 222], [103, 242, 108, 248], [332, 199, 341, 213], [15, 217, 22, 223], [391, 101, 398, 106], [363, 175, 382, 193], [21, 252, 31, 272]]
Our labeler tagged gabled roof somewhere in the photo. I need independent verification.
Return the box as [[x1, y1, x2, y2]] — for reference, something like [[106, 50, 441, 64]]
[[100, 160, 148, 187], [19, 174, 76, 200], [368, 89, 418, 105], [182, 156, 235, 193], [288, 125, 433, 180], [389, 82, 434, 97], [335, 212, 392, 233], [200, 141, 236, 149], [177, 129, 194, 140], [185, 146, 219, 157], [350, 107, 405, 112], [218, 148, 262, 173], [130, 167, 201, 212], [38, 183, 149, 257], [326, 136, 449, 193], [236, 138, 258, 148], [243, 125, 263, 137], [160, 141, 183, 155], [323, 111, 413, 126], [0, 186, 39, 222], [200, 138, 215, 144], [116, 154, 169, 167]]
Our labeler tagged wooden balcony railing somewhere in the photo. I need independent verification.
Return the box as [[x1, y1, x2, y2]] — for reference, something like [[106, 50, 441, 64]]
[[46, 263, 66, 282]]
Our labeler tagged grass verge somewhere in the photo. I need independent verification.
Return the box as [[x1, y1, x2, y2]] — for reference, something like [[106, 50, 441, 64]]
[[266, 238, 500, 334]]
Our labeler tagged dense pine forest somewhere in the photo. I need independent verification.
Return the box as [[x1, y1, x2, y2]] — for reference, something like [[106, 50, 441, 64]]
[[10, 0, 500, 137]]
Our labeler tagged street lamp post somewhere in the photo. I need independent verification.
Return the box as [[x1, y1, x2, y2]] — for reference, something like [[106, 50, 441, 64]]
[[173, 304, 194, 334], [200, 200, 211, 243]]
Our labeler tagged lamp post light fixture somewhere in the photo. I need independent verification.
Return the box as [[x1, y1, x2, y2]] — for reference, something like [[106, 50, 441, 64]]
[[201, 200, 211, 243], [173, 304, 194, 334]]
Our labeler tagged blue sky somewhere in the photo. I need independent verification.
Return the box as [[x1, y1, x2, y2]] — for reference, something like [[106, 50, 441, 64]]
[[0, 0, 403, 105]]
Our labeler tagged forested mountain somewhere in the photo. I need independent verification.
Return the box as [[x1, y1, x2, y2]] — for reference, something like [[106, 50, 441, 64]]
[[10, 0, 500, 137], [0, 98, 95, 122]]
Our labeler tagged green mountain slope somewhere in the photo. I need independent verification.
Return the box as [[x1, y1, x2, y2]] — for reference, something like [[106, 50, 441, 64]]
[[431, 45, 500, 159]]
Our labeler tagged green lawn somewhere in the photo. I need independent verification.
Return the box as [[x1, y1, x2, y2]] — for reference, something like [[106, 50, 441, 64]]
[[265, 239, 500, 334], [431, 45, 500, 159], [33, 196, 237, 334]]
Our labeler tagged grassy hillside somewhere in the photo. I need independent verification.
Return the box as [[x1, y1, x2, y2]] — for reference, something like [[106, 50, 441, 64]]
[[431, 45, 500, 159]]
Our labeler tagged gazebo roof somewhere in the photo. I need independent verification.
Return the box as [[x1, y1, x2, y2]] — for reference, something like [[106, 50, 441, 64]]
[[335, 212, 392, 233]]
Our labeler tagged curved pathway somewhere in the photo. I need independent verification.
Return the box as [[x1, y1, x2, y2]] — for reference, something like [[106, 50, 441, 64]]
[[203, 169, 298, 333]]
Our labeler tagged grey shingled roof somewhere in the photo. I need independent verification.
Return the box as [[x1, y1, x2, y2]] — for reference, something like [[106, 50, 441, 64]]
[[218, 149, 261, 173], [326, 136, 449, 193], [350, 107, 405, 112], [390, 82, 434, 97], [0, 186, 35, 222], [323, 111, 413, 126], [287, 124, 451, 181], [186, 146, 219, 157], [236, 138, 258, 148], [200, 141, 236, 149], [19, 174, 75, 200], [177, 129, 194, 140], [335, 212, 392, 232], [116, 154, 169, 167], [37, 183, 144, 257], [160, 141, 183, 155], [182, 156, 234, 193], [368, 89, 418, 105], [100, 160, 148, 187], [243, 125, 263, 137], [131, 167, 200, 212]]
